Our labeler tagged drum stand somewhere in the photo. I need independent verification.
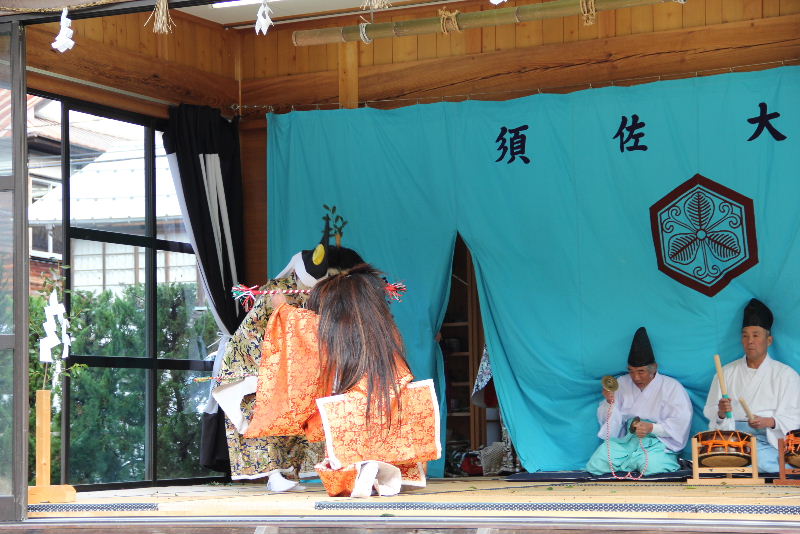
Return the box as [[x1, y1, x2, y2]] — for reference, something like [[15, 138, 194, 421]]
[[687, 434, 764, 485], [772, 438, 800, 486]]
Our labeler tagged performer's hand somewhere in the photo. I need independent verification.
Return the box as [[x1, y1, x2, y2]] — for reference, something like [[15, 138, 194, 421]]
[[748, 416, 776, 430], [270, 292, 287, 308], [634, 421, 654, 438], [602, 389, 615, 403], [717, 398, 732, 419]]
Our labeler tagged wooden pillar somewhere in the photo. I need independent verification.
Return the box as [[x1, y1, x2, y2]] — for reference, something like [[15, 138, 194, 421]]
[[337, 41, 358, 109], [29, 389, 76, 503], [35, 389, 51, 487]]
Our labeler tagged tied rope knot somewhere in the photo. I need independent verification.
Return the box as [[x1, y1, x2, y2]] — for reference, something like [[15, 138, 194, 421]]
[[581, 0, 597, 26], [145, 0, 175, 34], [439, 9, 461, 35], [361, 0, 392, 9], [580, 0, 596, 25], [701, 430, 749, 454]]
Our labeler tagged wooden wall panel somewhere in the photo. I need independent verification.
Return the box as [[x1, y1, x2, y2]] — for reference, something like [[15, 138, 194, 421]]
[[276, 30, 296, 75], [103, 16, 118, 49], [240, 122, 268, 284], [706, 0, 723, 24], [597, 9, 616, 38], [63, 11, 231, 77], [683, 0, 706, 27], [308, 44, 328, 73], [653, 2, 682, 31], [744, 0, 764, 19], [374, 26, 394, 64], [723, 0, 745, 22], [764, 0, 781, 16], [630, 5, 654, 33], [417, 31, 438, 60], [448, 20, 469, 56], [463, 26, 483, 55], [615, 7, 633, 35], [516, 0, 544, 47], [241, 32, 256, 79], [438, 27, 455, 56], [295, 38, 310, 74], [541, 9, 564, 43], [563, 14, 580, 42], [781, 0, 800, 14], [495, 2, 517, 49], [235, 0, 800, 80], [241, 14, 800, 109], [26, 24, 237, 110], [195, 25, 212, 73], [328, 43, 340, 70]]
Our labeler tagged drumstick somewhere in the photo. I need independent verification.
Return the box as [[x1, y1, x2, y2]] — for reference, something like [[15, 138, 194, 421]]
[[714, 354, 733, 419], [739, 398, 755, 422]]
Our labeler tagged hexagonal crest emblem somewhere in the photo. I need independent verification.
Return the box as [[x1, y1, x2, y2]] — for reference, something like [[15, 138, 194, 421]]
[[649, 174, 758, 297]]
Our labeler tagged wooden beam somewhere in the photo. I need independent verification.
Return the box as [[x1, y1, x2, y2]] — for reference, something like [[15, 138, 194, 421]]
[[26, 25, 237, 111], [243, 70, 338, 108], [27, 71, 169, 118], [242, 14, 800, 109], [338, 41, 359, 109]]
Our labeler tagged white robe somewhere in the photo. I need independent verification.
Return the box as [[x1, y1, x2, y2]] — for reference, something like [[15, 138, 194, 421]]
[[596, 373, 692, 453], [703, 354, 800, 449]]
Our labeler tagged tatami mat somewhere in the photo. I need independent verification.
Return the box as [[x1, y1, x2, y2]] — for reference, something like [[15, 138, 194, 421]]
[[26, 477, 800, 522]]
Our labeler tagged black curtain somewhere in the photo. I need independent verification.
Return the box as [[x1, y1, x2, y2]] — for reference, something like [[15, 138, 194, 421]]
[[163, 104, 245, 474]]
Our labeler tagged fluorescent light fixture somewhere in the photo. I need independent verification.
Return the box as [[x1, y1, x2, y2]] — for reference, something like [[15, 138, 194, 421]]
[[212, 0, 262, 8]]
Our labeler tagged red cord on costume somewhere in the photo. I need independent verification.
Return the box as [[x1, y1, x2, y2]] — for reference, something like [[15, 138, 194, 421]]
[[232, 281, 408, 310]]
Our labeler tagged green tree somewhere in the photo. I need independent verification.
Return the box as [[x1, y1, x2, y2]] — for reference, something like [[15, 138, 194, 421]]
[[155, 283, 218, 479], [30, 278, 218, 485]]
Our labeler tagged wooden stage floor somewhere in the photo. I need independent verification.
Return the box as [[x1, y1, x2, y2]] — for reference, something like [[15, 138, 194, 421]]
[[5, 476, 799, 533]]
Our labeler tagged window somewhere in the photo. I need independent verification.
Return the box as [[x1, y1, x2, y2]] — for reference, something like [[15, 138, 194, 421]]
[[27, 94, 221, 486]]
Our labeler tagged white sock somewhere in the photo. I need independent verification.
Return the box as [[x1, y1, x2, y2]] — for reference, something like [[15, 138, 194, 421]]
[[266, 472, 299, 492]]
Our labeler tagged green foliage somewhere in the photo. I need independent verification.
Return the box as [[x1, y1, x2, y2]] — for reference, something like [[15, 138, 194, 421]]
[[322, 204, 348, 239], [29, 274, 219, 485]]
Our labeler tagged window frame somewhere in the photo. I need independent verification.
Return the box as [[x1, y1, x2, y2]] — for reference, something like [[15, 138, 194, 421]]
[[29, 90, 222, 488]]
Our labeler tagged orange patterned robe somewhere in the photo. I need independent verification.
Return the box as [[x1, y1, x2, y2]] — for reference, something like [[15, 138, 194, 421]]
[[245, 302, 440, 496]]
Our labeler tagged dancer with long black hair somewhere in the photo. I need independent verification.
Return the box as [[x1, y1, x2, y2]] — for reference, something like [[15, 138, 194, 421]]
[[246, 263, 440, 497]]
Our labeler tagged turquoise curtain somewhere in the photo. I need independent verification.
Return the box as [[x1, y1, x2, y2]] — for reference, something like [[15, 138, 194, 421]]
[[267, 66, 800, 473]]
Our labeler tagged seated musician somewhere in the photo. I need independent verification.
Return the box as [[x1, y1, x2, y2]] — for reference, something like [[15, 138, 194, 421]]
[[586, 327, 692, 475], [703, 299, 800, 472]]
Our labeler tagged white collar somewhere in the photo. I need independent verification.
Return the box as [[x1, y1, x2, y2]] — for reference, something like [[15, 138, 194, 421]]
[[275, 252, 318, 287]]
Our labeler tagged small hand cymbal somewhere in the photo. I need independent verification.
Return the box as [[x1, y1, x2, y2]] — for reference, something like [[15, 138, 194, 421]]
[[601, 375, 619, 392]]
